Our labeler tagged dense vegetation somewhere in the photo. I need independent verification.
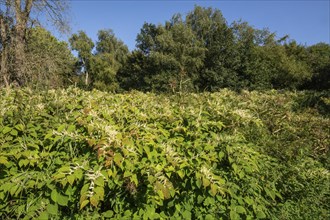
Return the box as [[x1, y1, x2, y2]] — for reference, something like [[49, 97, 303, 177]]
[[0, 87, 329, 219], [1, 3, 329, 219], [1, 5, 330, 92]]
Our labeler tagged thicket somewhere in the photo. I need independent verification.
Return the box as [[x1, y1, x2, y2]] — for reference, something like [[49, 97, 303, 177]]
[[1, 5, 329, 92], [0, 87, 329, 219]]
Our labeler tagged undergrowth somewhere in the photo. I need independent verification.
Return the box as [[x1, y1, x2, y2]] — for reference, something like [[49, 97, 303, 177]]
[[0, 87, 329, 219]]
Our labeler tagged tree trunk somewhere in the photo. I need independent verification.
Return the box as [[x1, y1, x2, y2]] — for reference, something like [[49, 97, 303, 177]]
[[1, 48, 10, 88], [13, 0, 33, 86], [0, 15, 10, 87], [13, 23, 26, 85]]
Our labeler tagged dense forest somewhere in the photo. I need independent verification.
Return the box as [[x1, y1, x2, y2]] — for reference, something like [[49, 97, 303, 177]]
[[1, 5, 329, 92], [0, 2, 330, 220]]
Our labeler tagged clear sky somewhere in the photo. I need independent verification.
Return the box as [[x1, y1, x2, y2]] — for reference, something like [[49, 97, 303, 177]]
[[61, 0, 329, 51]]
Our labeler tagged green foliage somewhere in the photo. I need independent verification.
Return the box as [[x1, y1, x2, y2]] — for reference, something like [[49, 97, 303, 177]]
[[69, 30, 95, 88], [0, 87, 329, 219], [92, 29, 129, 92], [127, 20, 206, 93], [119, 5, 327, 92], [303, 43, 330, 90], [69, 29, 129, 92], [24, 27, 76, 89]]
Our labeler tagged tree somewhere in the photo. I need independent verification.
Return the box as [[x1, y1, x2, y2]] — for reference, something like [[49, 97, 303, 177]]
[[0, 0, 14, 87], [69, 31, 94, 87], [25, 26, 76, 88], [123, 15, 205, 93], [69, 29, 129, 92], [92, 29, 129, 92], [136, 22, 161, 56], [303, 43, 330, 90], [185, 6, 239, 91], [119, 5, 326, 92], [256, 43, 311, 89], [0, 0, 69, 87], [117, 50, 148, 91]]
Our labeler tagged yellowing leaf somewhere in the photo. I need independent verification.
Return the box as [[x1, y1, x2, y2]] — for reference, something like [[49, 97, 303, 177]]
[[80, 200, 89, 210], [114, 153, 123, 167], [90, 194, 99, 207], [94, 187, 104, 200], [0, 156, 9, 165], [202, 177, 210, 188], [210, 183, 217, 196]]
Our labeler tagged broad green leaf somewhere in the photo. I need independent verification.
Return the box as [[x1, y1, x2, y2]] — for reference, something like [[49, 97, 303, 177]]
[[182, 210, 191, 220], [38, 211, 49, 220], [197, 195, 204, 204], [205, 214, 215, 220], [95, 176, 105, 187], [244, 197, 253, 205], [256, 210, 266, 219], [218, 151, 225, 160], [47, 204, 58, 215], [57, 193, 69, 206], [236, 206, 246, 214], [2, 126, 12, 134], [196, 178, 202, 188], [130, 174, 138, 186], [102, 210, 114, 218], [51, 190, 58, 203], [230, 210, 240, 220], [10, 185, 19, 196], [74, 169, 83, 180], [67, 175, 75, 185], [67, 124, 75, 132], [57, 124, 66, 132], [177, 170, 185, 179], [53, 173, 66, 180], [18, 159, 29, 167], [26, 180, 36, 188], [265, 188, 275, 200], [80, 183, 90, 194], [58, 166, 71, 173], [10, 129, 18, 136], [15, 124, 24, 131], [44, 132, 53, 140]]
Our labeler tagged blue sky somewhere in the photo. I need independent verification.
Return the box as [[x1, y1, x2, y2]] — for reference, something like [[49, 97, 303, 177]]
[[61, 0, 329, 51]]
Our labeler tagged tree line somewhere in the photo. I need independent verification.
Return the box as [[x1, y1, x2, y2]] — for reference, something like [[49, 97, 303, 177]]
[[1, 4, 329, 92]]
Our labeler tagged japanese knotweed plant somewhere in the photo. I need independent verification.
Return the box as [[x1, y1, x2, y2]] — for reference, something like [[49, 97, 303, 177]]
[[0, 87, 329, 219]]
